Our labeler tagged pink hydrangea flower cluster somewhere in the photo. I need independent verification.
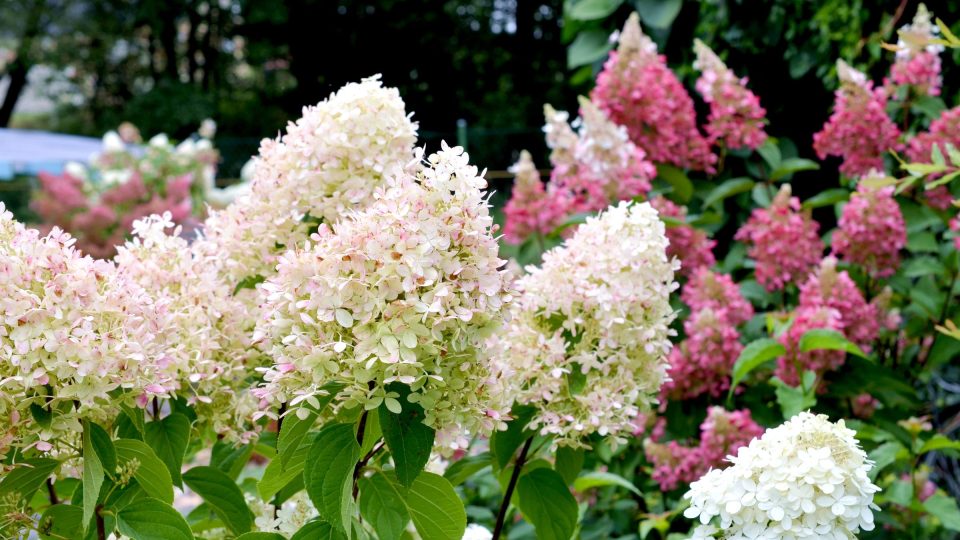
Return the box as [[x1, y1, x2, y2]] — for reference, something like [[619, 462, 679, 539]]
[[650, 197, 717, 278], [776, 306, 846, 386], [30, 126, 216, 258], [0, 203, 168, 458], [502, 151, 550, 243], [832, 183, 906, 278], [681, 268, 754, 326], [798, 257, 880, 349], [257, 145, 513, 452], [735, 185, 823, 291], [31, 170, 194, 259], [490, 201, 678, 448], [662, 308, 743, 400], [525, 101, 655, 238], [814, 60, 902, 177], [889, 4, 943, 97], [591, 13, 715, 171], [645, 407, 764, 491], [203, 75, 419, 286], [114, 213, 260, 442], [907, 105, 960, 165], [693, 39, 768, 150], [852, 393, 880, 419]]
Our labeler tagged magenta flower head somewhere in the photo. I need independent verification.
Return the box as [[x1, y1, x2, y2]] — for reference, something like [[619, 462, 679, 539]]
[[735, 185, 823, 291], [798, 257, 880, 348], [693, 39, 768, 150], [814, 60, 902, 177], [832, 181, 906, 278], [889, 4, 943, 97], [591, 13, 715, 172]]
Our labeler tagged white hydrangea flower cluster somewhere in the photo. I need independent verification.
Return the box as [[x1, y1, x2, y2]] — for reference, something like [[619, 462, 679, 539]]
[[250, 492, 318, 535], [684, 412, 880, 540], [114, 213, 261, 442], [489, 201, 678, 447], [0, 204, 166, 457], [203, 75, 419, 285], [256, 144, 513, 450]]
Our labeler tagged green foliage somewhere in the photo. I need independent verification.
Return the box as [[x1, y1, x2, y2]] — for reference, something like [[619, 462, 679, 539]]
[[303, 423, 361, 533]]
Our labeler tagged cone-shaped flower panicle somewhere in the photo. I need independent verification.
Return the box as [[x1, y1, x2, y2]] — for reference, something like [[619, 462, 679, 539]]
[[693, 39, 768, 150], [889, 4, 943, 96], [832, 181, 906, 278], [489, 201, 678, 448], [814, 60, 901, 177], [256, 145, 512, 452], [591, 13, 715, 171]]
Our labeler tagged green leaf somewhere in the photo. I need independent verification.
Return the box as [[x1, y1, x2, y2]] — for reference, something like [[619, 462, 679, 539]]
[[919, 434, 960, 454], [116, 497, 194, 540], [656, 165, 693, 202], [517, 468, 578, 540], [729, 338, 786, 397], [769, 157, 819, 181], [555, 447, 585, 485], [88, 423, 116, 476], [771, 375, 817, 419], [908, 231, 940, 253], [234, 274, 266, 295], [278, 384, 342, 469], [868, 441, 906, 481], [304, 423, 361, 533], [757, 140, 782, 170], [258, 448, 306, 502], [703, 177, 754, 210], [491, 406, 536, 471], [358, 472, 410, 540], [567, 29, 612, 69], [803, 188, 849, 209], [0, 458, 58, 503], [636, 0, 682, 28], [83, 421, 105, 533], [443, 453, 492, 487], [923, 493, 960, 531], [572, 471, 640, 495], [379, 384, 436, 488], [798, 328, 866, 358], [406, 472, 466, 540], [568, 0, 623, 21], [211, 440, 253, 480], [904, 257, 947, 278], [144, 413, 190, 487], [114, 439, 174, 504], [291, 520, 348, 540], [235, 534, 286, 540], [120, 403, 146, 438], [183, 466, 253, 535], [38, 504, 84, 540]]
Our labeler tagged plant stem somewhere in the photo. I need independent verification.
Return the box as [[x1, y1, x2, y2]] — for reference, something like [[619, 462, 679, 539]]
[[95, 505, 106, 540], [276, 402, 287, 434], [492, 437, 534, 540], [46, 477, 58, 505], [152, 397, 160, 420]]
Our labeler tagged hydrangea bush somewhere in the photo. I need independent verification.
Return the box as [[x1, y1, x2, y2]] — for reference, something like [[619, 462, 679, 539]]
[[30, 123, 218, 258], [1, 4, 960, 540]]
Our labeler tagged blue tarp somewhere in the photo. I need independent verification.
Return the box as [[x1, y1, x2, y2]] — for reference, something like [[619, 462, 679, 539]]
[[0, 128, 103, 180]]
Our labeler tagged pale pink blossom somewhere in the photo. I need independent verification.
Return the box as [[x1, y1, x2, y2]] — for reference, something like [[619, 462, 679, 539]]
[[832, 183, 906, 277], [693, 39, 768, 150]]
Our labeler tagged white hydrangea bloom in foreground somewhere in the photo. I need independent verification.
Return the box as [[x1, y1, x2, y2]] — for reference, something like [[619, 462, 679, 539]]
[[203, 75, 418, 284], [256, 144, 512, 450], [684, 412, 880, 540], [0, 204, 165, 457], [115, 213, 260, 442], [490, 201, 678, 447]]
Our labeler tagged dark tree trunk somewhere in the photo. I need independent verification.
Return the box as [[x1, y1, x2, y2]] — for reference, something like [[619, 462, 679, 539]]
[[0, 0, 44, 127]]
